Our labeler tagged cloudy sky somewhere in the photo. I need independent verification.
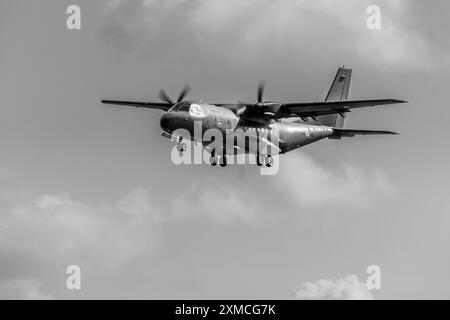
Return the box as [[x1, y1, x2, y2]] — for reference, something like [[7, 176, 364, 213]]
[[1, 0, 449, 299]]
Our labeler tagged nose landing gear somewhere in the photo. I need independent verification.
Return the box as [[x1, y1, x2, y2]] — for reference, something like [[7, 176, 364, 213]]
[[176, 143, 186, 152]]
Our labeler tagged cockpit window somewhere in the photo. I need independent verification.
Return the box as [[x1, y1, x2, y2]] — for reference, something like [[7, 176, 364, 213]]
[[179, 104, 190, 111], [170, 102, 204, 116], [170, 101, 190, 112], [189, 103, 205, 117]]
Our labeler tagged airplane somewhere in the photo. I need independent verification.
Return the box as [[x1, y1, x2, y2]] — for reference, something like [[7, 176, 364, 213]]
[[102, 66, 406, 167]]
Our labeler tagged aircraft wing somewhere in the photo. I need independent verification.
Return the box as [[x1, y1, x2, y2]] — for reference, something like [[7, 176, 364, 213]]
[[101, 100, 172, 111], [280, 99, 407, 117], [213, 99, 406, 123]]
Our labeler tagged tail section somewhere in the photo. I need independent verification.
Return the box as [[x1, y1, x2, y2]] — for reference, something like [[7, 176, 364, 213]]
[[325, 66, 352, 102], [317, 66, 352, 128]]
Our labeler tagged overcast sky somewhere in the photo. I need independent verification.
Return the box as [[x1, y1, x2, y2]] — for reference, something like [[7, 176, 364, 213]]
[[1, 0, 450, 299]]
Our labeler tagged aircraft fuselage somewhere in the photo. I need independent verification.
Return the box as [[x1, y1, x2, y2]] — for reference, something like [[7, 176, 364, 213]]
[[159, 101, 334, 155]]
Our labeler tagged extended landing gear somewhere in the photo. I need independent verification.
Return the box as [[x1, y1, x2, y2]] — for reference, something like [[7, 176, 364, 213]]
[[265, 156, 274, 168], [256, 154, 273, 167], [209, 150, 227, 167], [176, 136, 186, 153], [256, 155, 265, 167], [210, 155, 218, 166], [209, 149, 218, 166], [176, 143, 186, 152], [219, 155, 227, 167]]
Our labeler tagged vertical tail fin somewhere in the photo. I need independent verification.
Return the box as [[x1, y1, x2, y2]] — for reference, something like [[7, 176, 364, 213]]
[[317, 66, 352, 128], [325, 66, 352, 102]]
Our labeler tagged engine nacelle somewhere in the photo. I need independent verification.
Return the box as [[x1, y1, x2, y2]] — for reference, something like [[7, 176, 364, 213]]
[[255, 102, 282, 116]]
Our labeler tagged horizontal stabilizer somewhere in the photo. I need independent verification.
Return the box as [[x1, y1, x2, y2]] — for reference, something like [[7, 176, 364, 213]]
[[331, 128, 398, 137]]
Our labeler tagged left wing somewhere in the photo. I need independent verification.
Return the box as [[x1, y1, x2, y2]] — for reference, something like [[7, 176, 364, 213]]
[[101, 100, 172, 111]]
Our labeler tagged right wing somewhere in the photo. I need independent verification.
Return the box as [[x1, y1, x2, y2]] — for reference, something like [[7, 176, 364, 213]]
[[213, 99, 406, 123], [281, 99, 406, 117], [101, 100, 172, 111]]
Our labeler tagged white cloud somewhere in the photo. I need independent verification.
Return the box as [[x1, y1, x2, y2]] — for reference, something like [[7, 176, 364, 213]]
[[172, 153, 393, 218], [276, 153, 394, 209], [118, 188, 162, 222], [0, 279, 53, 300], [101, 0, 439, 70], [35, 194, 73, 208], [0, 188, 164, 298], [0, 188, 161, 267], [293, 275, 373, 300], [172, 179, 258, 224]]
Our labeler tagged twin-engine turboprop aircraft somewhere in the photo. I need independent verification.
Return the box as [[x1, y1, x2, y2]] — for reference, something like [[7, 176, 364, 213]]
[[102, 66, 406, 167]]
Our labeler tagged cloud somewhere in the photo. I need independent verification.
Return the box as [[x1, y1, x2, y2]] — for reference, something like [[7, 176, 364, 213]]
[[0, 188, 161, 267], [0, 182, 259, 298], [117, 188, 162, 222], [276, 153, 394, 209], [171, 152, 393, 216], [0, 279, 53, 300], [172, 178, 258, 224], [99, 0, 441, 70], [292, 275, 373, 300], [0, 188, 164, 298]]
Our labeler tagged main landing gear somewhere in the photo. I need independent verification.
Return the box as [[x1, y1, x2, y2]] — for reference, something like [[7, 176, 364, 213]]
[[210, 155, 218, 166], [219, 155, 227, 167], [256, 154, 274, 168], [209, 153, 273, 168], [209, 150, 228, 167]]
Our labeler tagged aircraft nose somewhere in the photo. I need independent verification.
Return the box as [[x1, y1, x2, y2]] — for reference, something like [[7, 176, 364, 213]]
[[160, 113, 172, 133]]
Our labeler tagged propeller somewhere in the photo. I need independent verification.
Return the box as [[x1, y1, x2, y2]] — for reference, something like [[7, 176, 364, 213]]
[[158, 84, 191, 105], [257, 80, 266, 104], [254, 80, 282, 117], [177, 84, 191, 103], [234, 80, 267, 116], [158, 89, 173, 104]]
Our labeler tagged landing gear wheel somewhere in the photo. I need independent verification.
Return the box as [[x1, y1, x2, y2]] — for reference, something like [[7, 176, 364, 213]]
[[256, 155, 264, 167], [210, 156, 218, 166], [176, 143, 186, 152], [265, 156, 273, 167], [219, 155, 228, 167]]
